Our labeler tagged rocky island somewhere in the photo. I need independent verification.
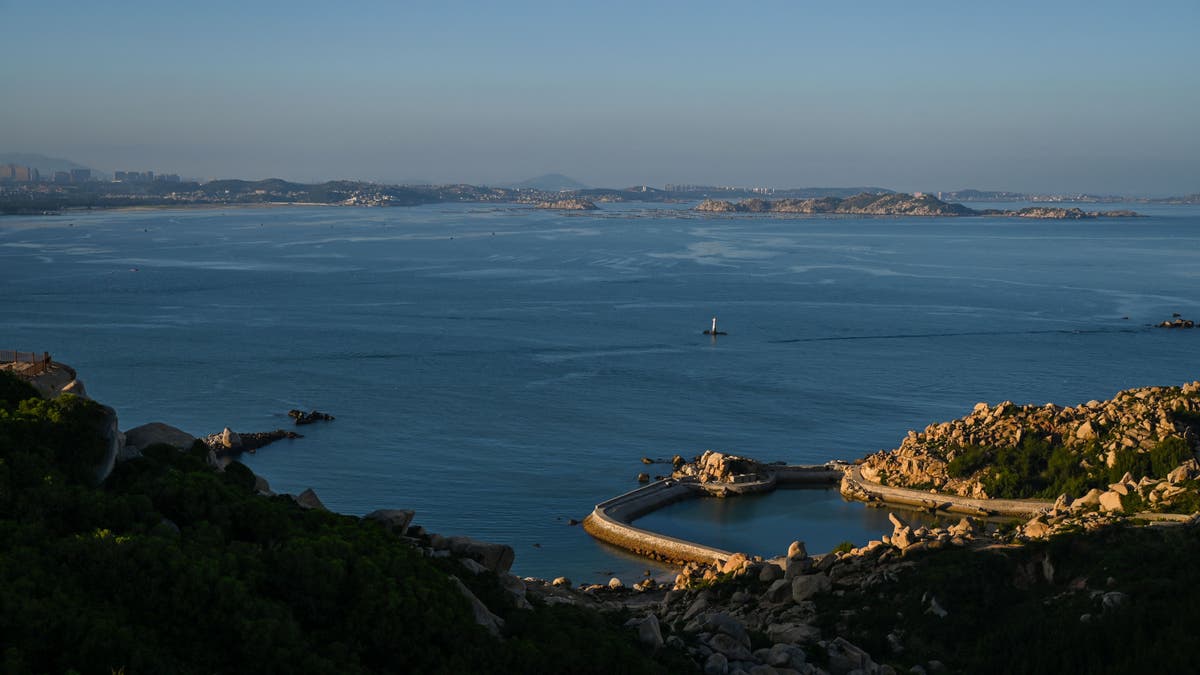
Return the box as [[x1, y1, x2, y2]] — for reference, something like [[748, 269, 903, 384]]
[[534, 198, 598, 210], [697, 192, 1142, 219], [1003, 206, 1141, 219]]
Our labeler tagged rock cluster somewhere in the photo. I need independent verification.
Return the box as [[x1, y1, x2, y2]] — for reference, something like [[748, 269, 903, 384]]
[[673, 450, 768, 484], [1158, 317, 1195, 328], [629, 533, 971, 675], [859, 382, 1200, 501], [201, 427, 303, 457], [289, 409, 335, 425], [877, 512, 978, 555]]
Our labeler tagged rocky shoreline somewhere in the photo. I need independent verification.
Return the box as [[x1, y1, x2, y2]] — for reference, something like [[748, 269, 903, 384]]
[[19, 361, 1200, 673]]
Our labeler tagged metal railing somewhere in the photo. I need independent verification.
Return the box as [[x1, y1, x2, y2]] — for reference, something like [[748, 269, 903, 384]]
[[0, 350, 52, 377]]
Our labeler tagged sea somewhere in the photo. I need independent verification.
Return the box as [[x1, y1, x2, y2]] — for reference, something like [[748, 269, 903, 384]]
[[2, 201, 1197, 582]]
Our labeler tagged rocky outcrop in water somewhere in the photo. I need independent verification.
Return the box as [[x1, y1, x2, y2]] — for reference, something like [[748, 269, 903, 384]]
[[289, 409, 335, 425], [203, 427, 303, 454], [1158, 316, 1195, 328], [672, 450, 769, 484]]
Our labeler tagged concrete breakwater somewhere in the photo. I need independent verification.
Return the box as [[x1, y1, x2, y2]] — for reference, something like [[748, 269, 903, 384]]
[[582, 462, 842, 565]]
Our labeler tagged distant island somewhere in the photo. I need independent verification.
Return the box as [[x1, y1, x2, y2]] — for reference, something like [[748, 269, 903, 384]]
[[535, 198, 597, 211], [940, 187, 1200, 205], [0, 155, 1188, 216], [697, 193, 1142, 219]]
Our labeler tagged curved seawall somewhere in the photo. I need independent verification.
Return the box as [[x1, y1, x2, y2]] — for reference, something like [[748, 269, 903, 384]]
[[583, 479, 735, 565], [583, 464, 844, 564]]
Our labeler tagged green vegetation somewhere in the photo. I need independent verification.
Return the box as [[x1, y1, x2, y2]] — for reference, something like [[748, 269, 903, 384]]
[[832, 541, 855, 554], [817, 523, 1200, 674], [947, 432, 1195, 501], [0, 372, 689, 674]]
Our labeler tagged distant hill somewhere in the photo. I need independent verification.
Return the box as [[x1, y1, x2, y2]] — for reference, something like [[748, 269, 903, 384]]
[[508, 173, 588, 191], [0, 152, 95, 175]]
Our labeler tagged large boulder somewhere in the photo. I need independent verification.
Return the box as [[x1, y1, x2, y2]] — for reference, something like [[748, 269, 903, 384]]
[[1023, 516, 1051, 539], [93, 405, 123, 484], [706, 632, 752, 661], [123, 422, 197, 452], [218, 427, 243, 451], [498, 573, 531, 610], [295, 488, 327, 511], [703, 652, 729, 675], [703, 613, 750, 649], [365, 509, 416, 533], [443, 536, 515, 574], [1075, 420, 1098, 440], [449, 576, 504, 637], [1074, 488, 1104, 510], [635, 614, 663, 649], [791, 573, 832, 602], [767, 622, 821, 644], [785, 555, 813, 579], [826, 637, 877, 675], [759, 562, 784, 582], [1168, 460, 1198, 484], [1099, 490, 1125, 513], [720, 552, 749, 575], [787, 540, 808, 559], [765, 643, 808, 669]]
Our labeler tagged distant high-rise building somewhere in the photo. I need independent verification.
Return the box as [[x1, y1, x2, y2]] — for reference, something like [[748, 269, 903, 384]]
[[0, 164, 15, 181], [53, 171, 71, 184], [70, 168, 91, 183], [156, 173, 181, 183], [116, 170, 154, 183]]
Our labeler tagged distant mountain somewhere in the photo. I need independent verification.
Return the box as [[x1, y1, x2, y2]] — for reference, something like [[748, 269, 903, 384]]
[[0, 152, 95, 175], [508, 173, 588, 191]]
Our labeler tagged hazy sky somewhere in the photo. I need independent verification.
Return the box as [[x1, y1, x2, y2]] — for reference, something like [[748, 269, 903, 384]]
[[3, 1, 1198, 194]]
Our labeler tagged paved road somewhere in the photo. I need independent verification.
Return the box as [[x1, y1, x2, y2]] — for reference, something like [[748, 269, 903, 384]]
[[841, 465, 1051, 518]]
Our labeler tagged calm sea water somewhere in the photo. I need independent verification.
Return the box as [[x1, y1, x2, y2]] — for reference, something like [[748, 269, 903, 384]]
[[2, 202, 1197, 581]]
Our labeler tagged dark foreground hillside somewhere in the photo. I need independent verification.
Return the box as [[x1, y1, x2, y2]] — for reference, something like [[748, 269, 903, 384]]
[[0, 373, 689, 674], [6, 366, 1200, 674]]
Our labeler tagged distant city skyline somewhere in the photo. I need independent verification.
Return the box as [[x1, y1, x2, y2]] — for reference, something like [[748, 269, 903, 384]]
[[2, 1, 1198, 195]]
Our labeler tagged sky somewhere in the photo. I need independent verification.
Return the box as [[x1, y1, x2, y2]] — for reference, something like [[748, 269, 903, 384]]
[[2, 0, 1198, 194]]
